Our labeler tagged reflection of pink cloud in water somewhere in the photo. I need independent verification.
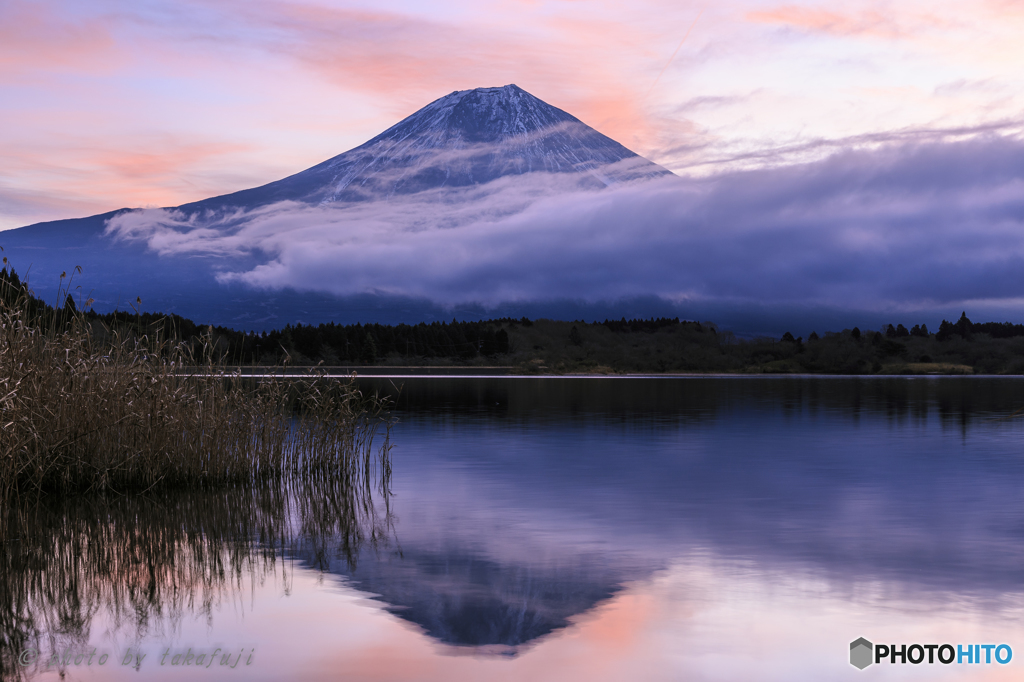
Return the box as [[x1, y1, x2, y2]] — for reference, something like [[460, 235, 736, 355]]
[[272, 558, 1024, 681], [50, 554, 1024, 681]]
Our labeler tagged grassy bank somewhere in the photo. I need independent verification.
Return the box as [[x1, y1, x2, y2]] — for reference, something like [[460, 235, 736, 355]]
[[2, 472, 394, 679], [0, 268, 390, 537]]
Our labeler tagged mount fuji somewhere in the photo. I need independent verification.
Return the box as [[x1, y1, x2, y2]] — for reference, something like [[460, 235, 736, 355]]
[[6, 86, 1020, 335], [183, 84, 671, 210], [0, 85, 681, 329]]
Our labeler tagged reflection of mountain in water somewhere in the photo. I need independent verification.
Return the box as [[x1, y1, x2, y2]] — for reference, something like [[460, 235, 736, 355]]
[[358, 376, 1024, 604], [9, 377, 1024, 670], [337, 550, 623, 650], [269, 377, 1024, 652], [293, 376, 1024, 652]]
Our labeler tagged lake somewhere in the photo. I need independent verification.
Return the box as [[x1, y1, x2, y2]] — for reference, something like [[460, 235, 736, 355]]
[[7, 377, 1024, 681]]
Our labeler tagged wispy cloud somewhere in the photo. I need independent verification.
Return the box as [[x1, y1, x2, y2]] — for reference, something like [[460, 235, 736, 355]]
[[662, 117, 1024, 172], [0, 1, 118, 77], [745, 5, 944, 40]]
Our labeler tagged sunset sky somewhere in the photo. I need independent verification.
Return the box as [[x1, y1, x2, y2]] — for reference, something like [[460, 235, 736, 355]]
[[3, 0, 1024, 231]]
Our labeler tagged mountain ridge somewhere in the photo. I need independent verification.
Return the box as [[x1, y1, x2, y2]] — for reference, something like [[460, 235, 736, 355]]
[[6, 85, 671, 237], [177, 84, 671, 212]]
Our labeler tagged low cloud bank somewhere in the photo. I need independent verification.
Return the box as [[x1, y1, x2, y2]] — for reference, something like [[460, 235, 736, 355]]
[[104, 135, 1024, 315]]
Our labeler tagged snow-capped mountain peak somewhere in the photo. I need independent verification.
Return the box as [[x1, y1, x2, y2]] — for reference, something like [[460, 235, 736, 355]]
[[181, 85, 671, 211]]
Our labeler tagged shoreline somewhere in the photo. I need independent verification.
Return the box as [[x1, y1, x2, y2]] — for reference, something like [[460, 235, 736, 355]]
[[214, 367, 1024, 379]]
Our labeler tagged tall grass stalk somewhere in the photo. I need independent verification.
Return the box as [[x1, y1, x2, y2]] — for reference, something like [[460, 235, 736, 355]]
[[2, 476, 395, 679], [0, 269, 391, 536]]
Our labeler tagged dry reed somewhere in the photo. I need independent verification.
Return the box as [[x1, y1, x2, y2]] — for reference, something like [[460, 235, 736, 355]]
[[2, 476, 395, 679], [0, 265, 395, 679], [0, 269, 391, 536]]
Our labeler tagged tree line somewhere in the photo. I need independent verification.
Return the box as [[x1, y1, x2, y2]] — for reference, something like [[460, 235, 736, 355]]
[[4, 266, 1023, 372]]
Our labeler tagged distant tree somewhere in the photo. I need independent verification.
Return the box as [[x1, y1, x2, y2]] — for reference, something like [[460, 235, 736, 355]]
[[972, 321, 1024, 338], [781, 331, 796, 343], [920, 323, 929, 336], [569, 325, 583, 346], [362, 332, 378, 363], [936, 320, 956, 341], [955, 311, 972, 339], [885, 324, 897, 338], [808, 331, 820, 342], [880, 336, 905, 357], [895, 324, 909, 338], [851, 327, 861, 340], [495, 329, 510, 354], [477, 327, 492, 356]]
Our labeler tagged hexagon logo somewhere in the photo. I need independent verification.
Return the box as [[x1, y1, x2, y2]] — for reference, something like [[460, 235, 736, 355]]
[[850, 638, 873, 670]]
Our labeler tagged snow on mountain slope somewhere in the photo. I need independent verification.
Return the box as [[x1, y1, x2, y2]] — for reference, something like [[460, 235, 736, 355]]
[[179, 84, 671, 212]]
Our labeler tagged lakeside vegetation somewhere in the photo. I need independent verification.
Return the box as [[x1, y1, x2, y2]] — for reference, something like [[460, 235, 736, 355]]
[[85, 306, 1024, 375], [0, 265, 391, 538], [2, 476, 395, 679], [6, 264, 1024, 376]]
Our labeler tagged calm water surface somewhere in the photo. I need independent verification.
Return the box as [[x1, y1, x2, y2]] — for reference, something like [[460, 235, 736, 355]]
[[9, 377, 1024, 681]]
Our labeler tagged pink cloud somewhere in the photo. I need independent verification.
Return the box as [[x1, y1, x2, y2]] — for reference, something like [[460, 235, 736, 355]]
[[0, 1, 119, 77], [746, 4, 945, 40], [147, 0, 678, 156], [985, 0, 1024, 17], [95, 141, 252, 185], [2, 137, 253, 226]]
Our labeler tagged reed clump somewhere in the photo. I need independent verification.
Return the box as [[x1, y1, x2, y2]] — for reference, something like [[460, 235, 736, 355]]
[[2, 474, 395, 679], [0, 267, 390, 536]]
